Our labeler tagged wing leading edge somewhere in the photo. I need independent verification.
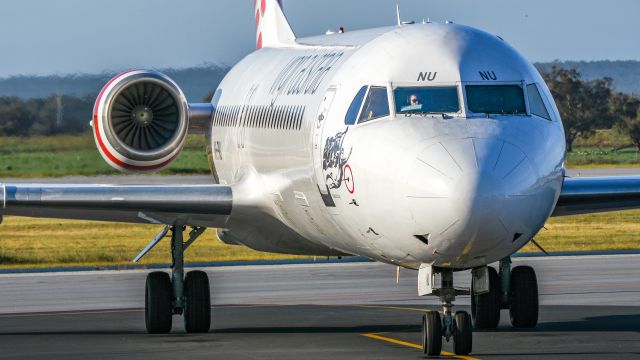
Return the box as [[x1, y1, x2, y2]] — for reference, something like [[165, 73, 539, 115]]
[[0, 183, 232, 228], [552, 176, 640, 216]]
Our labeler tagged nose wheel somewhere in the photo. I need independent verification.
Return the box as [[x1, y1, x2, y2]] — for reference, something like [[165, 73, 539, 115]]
[[422, 312, 442, 356], [453, 311, 473, 355]]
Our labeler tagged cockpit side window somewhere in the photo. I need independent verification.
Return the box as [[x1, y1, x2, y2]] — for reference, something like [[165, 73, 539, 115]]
[[526, 84, 551, 120], [466, 85, 526, 115], [345, 86, 368, 125], [358, 86, 390, 123]]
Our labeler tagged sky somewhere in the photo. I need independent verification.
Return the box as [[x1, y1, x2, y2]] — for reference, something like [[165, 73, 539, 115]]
[[0, 0, 638, 78]]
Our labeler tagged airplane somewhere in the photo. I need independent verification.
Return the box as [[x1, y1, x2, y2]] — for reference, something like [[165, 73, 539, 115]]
[[1, 0, 639, 356]]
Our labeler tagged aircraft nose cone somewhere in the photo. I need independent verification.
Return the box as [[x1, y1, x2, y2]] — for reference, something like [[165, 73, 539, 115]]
[[404, 138, 544, 263]]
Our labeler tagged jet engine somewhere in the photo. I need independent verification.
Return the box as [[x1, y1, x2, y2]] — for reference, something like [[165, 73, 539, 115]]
[[93, 70, 202, 172]]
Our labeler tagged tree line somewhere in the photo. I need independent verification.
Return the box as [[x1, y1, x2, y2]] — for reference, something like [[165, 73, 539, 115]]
[[541, 66, 640, 152], [0, 94, 94, 136], [0, 68, 639, 153]]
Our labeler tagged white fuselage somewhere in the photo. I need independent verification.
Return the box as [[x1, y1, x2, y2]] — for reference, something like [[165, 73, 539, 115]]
[[207, 23, 566, 269]]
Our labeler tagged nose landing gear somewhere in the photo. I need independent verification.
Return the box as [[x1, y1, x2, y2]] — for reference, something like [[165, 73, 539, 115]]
[[418, 267, 473, 356]]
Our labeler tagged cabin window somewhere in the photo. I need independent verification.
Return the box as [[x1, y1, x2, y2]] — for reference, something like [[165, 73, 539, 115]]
[[527, 84, 551, 120], [358, 86, 390, 123], [466, 85, 526, 115], [394, 87, 459, 114], [345, 86, 368, 125]]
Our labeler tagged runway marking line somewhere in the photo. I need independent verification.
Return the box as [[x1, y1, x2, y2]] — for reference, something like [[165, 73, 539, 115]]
[[362, 332, 479, 360], [357, 306, 479, 360]]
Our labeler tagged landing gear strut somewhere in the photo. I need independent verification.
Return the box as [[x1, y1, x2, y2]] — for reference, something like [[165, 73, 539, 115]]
[[143, 225, 210, 334], [418, 267, 472, 356]]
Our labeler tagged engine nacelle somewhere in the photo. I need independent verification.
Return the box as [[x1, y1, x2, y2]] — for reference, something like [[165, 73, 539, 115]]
[[92, 70, 190, 172]]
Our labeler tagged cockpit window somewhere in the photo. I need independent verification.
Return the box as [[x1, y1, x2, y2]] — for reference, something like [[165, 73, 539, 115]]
[[466, 85, 526, 115], [526, 84, 551, 120], [345, 86, 368, 125], [358, 86, 390, 123], [394, 87, 460, 114]]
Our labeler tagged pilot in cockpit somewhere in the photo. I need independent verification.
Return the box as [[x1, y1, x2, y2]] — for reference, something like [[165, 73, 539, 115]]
[[401, 93, 423, 112], [409, 94, 421, 106]]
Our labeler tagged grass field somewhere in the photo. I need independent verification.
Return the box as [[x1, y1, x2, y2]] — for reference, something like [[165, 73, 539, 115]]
[[0, 210, 639, 269], [0, 217, 311, 269], [567, 147, 640, 167], [2, 131, 640, 177], [0, 134, 211, 177]]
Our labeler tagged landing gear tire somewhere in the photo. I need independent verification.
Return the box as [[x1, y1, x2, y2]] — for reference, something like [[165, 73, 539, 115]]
[[184, 270, 211, 333], [471, 266, 501, 328], [509, 265, 538, 328], [422, 311, 442, 356], [453, 311, 473, 355], [145, 271, 173, 334]]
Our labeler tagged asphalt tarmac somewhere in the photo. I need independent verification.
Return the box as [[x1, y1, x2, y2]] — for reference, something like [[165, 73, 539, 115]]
[[1, 255, 639, 359]]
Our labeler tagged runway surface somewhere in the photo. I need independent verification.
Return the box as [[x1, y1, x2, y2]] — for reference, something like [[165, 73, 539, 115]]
[[1, 255, 639, 359]]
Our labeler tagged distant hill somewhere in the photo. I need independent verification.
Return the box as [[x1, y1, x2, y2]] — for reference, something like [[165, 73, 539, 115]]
[[0, 65, 230, 102], [535, 60, 640, 95], [0, 61, 638, 100]]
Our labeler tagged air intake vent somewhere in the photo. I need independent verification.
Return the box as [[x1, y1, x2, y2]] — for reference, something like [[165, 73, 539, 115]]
[[93, 70, 189, 173], [414, 234, 430, 245], [111, 82, 180, 151]]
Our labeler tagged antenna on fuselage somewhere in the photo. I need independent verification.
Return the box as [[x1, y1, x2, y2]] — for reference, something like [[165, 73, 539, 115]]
[[396, 5, 415, 26]]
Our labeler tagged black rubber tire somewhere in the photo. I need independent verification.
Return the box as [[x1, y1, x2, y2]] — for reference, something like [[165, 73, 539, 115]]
[[509, 265, 539, 328], [145, 271, 173, 334], [471, 266, 501, 329], [422, 311, 442, 356], [184, 270, 211, 333], [453, 311, 473, 355]]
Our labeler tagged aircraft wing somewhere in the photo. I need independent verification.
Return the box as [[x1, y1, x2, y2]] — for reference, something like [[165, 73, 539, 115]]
[[552, 176, 640, 216], [0, 183, 232, 228]]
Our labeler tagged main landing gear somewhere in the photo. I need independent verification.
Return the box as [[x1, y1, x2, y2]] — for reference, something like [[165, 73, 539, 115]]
[[418, 257, 539, 356], [140, 225, 211, 334], [470, 257, 539, 330]]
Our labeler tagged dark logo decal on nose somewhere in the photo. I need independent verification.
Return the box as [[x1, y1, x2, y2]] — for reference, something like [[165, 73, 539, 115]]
[[322, 127, 353, 190]]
